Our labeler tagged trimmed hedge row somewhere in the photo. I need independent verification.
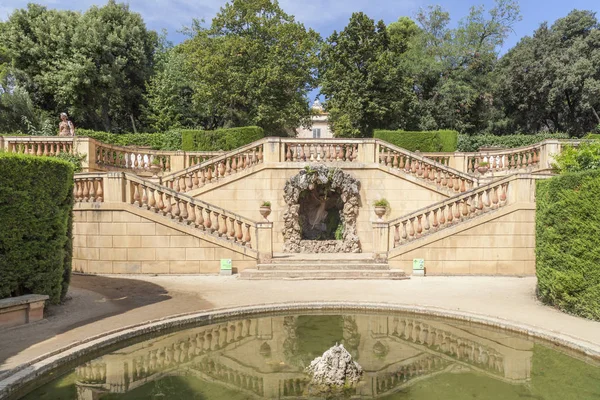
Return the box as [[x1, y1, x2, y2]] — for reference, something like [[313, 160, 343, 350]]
[[536, 170, 600, 321], [374, 130, 458, 152], [181, 126, 265, 151], [0, 153, 74, 304], [76, 129, 182, 151], [457, 133, 570, 152]]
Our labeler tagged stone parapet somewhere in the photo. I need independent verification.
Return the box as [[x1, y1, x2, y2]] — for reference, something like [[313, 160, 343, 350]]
[[0, 294, 49, 330]]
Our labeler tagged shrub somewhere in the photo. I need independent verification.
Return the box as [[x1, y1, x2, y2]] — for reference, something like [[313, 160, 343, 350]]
[[76, 129, 182, 151], [0, 153, 74, 304], [457, 133, 570, 152], [536, 170, 600, 320], [553, 142, 600, 173], [374, 130, 458, 152], [55, 152, 87, 173], [180, 126, 265, 151]]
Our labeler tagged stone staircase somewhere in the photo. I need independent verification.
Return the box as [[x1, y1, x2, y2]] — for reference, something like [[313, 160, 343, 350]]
[[239, 253, 407, 280]]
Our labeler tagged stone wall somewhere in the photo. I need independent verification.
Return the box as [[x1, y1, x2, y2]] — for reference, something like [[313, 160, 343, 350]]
[[389, 207, 536, 276], [73, 209, 257, 274], [193, 166, 448, 253]]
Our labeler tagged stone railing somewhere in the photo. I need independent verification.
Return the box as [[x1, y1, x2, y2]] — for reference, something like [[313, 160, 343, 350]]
[[465, 143, 541, 173], [125, 174, 258, 249], [187, 151, 224, 167], [74, 173, 105, 202], [160, 141, 265, 192], [376, 140, 477, 193], [387, 175, 515, 248], [282, 138, 360, 162], [1, 136, 74, 155], [94, 142, 175, 173]]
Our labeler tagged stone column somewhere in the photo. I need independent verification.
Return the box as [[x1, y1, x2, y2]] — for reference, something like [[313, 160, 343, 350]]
[[372, 222, 389, 261], [74, 137, 94, 171], [171, 150, 186, 171], [539, 139, 561, 171], [359, 141, 376, 163], [451, 152, 468, 173], [263, 137, 282, 163], [256, 222, 273, 263], [104, 172, 126, 203]]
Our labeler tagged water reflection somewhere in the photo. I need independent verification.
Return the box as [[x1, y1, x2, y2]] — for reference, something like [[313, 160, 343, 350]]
[[71, 313, 538, 399]]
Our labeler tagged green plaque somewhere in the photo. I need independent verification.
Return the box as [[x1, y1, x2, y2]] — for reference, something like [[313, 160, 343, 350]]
[[413, 259, 425, 271], [220, 259, 232, 270]]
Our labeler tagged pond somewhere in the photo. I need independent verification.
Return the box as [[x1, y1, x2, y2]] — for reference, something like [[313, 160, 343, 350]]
[[19, 310, 600, 400]]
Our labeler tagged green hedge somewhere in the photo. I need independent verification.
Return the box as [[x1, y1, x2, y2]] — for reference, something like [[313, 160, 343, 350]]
[[536, 170, 600, 320], [374, 130, 458, 152], [457, 133, 570, 152], [76, 129, 182, 151], [181, 126, 265, 151], [0, 154, 74, 304]]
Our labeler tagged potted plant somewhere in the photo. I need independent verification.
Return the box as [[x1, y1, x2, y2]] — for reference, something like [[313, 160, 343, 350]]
[[260, 201, 272, 221], [373, 199, 389, 221], [150, 157, 162, 176], [477, 161, 490, 174]]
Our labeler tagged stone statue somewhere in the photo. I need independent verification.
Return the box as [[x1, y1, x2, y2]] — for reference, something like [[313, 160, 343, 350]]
[[59, 112, 75, 136]]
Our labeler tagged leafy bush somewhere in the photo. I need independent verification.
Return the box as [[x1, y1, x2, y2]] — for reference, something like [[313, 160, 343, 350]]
[[374, 130, 458, 152], [76, 129, 182, 151], [457, 133, 570, 152], [0, 153, 74, 304], [553, 142, 600, 173], [54, 152, 86, 173], [536, 170, 600, 320], [181, 126, 265, 151]]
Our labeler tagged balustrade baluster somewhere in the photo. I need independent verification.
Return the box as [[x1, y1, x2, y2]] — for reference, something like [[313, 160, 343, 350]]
[[462, 200, 469, 217], [206, 166, 213, 182], [218, 161, 225, 177], [148, 188, 156, 210], [483, 189, 491, 209], [394, 224, 401, 246], [446, 203, 453, 223], [432, 209, 439, 230], [408, 218, 416, 238], [228, 217, 236, 240], [220, 214, 228, 236], [244, 224, 252, 248], [460, 179, 466, 192], [454, 201, 461, 220], [156, 190, 164, 211], [192, 172, 199, 189], [205, 209, 213, 232], [423, 212, 431, 232], [83, 179, 90, 201], [416, 215, 423, 236], [187, 202, 196, 225], [398, 155, 405, 170], [213, 212, 221, 235], [88, 179, 96, 202], [236, 220, 243, 242], [491, 187, 499, 209], [499, 183, 507, 205], [172, 198, 181, 219]]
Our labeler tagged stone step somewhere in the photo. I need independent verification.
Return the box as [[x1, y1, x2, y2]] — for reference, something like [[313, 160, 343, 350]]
[[270, 253, 381, 265], [238, 269, 407, 280], [257, 263, 390, 271]]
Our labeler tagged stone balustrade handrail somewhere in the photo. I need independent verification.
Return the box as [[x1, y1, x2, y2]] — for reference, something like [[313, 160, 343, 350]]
[[281, 137, 364, 162], [375, 140, 478, 193], [387, 174, 518, 248], [160, 140, 265, 192], [73, 172, 258, 249], [2, 135, 75, 155]]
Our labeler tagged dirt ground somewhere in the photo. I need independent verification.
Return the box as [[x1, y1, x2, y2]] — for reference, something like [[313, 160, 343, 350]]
[[1, 274, 600, 376]]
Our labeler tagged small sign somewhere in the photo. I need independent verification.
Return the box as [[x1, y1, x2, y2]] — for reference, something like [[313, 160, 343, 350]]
[[220, 259, 232, 270], [413, 259, 425, 276]]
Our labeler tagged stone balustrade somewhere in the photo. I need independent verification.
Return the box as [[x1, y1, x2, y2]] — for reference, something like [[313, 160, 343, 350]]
[[466, 144, 541, 173], [389, 175, 513, 248], [282, 139, 359, 162], [187, 151, 225, 167], [74, 173, 105, 203], [374, 355, 449, 395], [376, 141, 477, 193], [161, 141, 265, 193], [2, 136, 74, 155], [125, 174, 257, 249], [95, 142, 174, 173]]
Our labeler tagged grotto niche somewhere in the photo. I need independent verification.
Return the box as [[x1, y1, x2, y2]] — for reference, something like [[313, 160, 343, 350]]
[[282, 165, 361, 253]]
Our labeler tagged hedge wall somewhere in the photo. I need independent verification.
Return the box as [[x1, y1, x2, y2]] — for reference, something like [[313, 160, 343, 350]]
[[0, 153, 74, 304], [374, 130, 458, 152], [181, 126, 265, 151], [76, 129, 182, 151], [457, 132, 570, 152], [536, 170, 600, 320]]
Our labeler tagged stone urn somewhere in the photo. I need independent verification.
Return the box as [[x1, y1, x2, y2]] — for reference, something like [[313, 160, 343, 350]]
[[374, 206, 387, 221], [477, 165, 489, 174], [260, 204, 272, 221], [150, 164, 161, 177]]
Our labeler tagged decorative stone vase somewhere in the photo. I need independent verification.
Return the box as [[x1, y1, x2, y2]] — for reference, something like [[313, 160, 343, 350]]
[[260, 206, 272, 221], [374, 206, 387, 221], [150, 164, 161, 177], [477, 166, 489, 174]]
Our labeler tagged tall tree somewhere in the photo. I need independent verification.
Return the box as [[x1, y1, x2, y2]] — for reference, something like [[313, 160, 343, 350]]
[[319, 13, 418, 137], [496, 10, 600, 135], [181, 0, 321, 134], [1, 1, 157, 132]]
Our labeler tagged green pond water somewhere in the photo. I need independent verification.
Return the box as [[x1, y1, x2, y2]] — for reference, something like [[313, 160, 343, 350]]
[[20, 312, 600, 400]]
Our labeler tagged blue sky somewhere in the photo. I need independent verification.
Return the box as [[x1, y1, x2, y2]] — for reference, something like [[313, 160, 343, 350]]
[[1, 0, 598, 51]]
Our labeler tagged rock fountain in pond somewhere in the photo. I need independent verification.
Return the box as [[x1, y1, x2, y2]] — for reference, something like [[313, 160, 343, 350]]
[[305, 343, 363, 396]]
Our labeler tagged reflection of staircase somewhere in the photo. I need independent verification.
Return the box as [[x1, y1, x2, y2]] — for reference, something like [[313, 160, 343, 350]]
[[239, 253, 407, 280]]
